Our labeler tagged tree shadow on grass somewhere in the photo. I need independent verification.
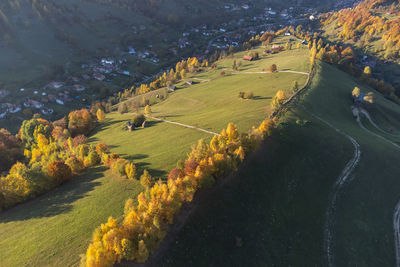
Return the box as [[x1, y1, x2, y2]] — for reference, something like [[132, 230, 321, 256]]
[[121, 154, 149, 161], [253, 96, 272, 100], [0, 167, 105, 223], [91, 118, 125, 135]]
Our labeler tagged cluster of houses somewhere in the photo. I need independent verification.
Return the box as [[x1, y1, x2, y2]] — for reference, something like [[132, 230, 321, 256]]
[[126, 45, 160, 64], [81, 57, 131, 82]]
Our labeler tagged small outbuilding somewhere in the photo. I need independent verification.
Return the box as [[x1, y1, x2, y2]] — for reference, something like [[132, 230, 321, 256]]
[[243, 55, 253, 61]]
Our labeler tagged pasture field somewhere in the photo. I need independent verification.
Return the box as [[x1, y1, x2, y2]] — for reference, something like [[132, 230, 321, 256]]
[[299, 62, 400, 266], [151, 62, 400, 266], [0, 44, 309, 266]]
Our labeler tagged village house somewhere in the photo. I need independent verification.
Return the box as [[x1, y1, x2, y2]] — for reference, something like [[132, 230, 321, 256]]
[[243, 55, 253, 61], [93, 73, 106, 81], [24, 99, 43, 109], [9, 106, 21, 113], [41, 108, 54, 115], [128, 47, 136, 55], [2, 103, 21, 114], [47, 81, 64, 89], [0, 90, 10, 98], [168, 84, 176, 92], [71, 76, 80, 83], [74, 84, 86, 92], [101, 58, 115, 65]]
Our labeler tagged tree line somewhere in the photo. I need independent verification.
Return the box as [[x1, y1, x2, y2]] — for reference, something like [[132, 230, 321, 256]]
[[81, 117, 278, 266], [0, 105, 139, 211]]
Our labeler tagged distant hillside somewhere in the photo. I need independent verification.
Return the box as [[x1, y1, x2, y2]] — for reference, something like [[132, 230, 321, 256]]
[[320, 0, 400, 86]]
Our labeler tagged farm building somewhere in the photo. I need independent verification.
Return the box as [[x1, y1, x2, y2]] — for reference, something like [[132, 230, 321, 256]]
[[243, 55, 253, 61]]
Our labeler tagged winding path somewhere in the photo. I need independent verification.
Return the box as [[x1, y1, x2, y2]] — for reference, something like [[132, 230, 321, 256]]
[[354, 106, 400, 267], [146, 115, 220, 136], [395, 201, 400, 267], [302, 109, 361, 267], [358, 107, 400, 137], [231, 70, 309, 76], [353, 107, 400, 150]]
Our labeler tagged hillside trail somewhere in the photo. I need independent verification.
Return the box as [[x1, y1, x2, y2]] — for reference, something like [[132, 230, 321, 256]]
[[302, 108, 361, 267], [231, 70, 309, 75], [358, 107, 400, 137], [145, 115, 220, 136], [353, 106, 400, 267], [191, 77, 210, 83]]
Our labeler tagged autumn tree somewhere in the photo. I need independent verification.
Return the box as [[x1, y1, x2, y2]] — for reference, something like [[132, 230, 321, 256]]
[[96, 109, 106, 122], [119, 102, 128, 114], [48, 160, 72, 184], [364, 92, 375, 104], [271, 90, 287, 110], [125, 163, 136, 180], [140, 170, 153, 189], [269, 64, 277, 73], [292, 81, 299, 92], [0, 129, 23, 172], [144, 105, 152, 116], [352, 86, 361, 98], [68, 109, 96, 136]]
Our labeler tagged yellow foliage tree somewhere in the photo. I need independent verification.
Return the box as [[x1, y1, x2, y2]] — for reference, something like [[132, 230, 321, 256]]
[[97, 109, 106, 122], [144, 105, 152, 116], [125, 163, 136, 180]]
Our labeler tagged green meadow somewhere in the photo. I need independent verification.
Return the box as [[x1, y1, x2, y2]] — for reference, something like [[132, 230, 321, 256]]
[[0, 43, 309, 266]]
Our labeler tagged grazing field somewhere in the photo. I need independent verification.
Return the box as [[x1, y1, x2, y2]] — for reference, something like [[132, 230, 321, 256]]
[[152, 62, 400, 266], [0, 45, 309, 266], [151, 109, 354, 266], [0, 167, 143, 267], [299, 62, 400, 266]]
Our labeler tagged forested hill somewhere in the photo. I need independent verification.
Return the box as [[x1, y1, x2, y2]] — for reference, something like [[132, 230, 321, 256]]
[[319, 0, 400, 87]]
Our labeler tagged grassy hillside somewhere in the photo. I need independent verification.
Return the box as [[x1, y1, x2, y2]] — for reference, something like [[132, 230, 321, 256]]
[[299, 62, 400, 266], [149, 109, 354, 266], [0, 43, 309, 266], [93, 38, 310, 175], [152, 61, 400, 266]]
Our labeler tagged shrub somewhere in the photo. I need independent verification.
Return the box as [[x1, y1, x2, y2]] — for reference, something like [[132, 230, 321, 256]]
[[244, 91, 254, 99], [132, 114, 146, 127], [238, 91, 253, 99], [48, 160, 72, 184], [111, 158, 128, 176]]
